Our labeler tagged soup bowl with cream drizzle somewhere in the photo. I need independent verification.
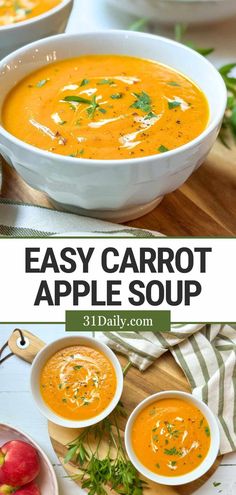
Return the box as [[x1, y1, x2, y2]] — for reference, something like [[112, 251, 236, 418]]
[[125, 391, 220, 485], [0, 30, 227, 222], [31, 335, 124, 428], [0, 0, 73, 59]]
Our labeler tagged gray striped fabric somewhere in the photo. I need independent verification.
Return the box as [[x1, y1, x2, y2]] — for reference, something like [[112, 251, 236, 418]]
[[0, 200, 159, 237], [103, 324, 236, 455]]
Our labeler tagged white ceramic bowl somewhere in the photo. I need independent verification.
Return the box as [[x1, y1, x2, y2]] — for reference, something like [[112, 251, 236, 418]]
[[0, 30, 227, 222], [0, 423, 59, 494], [125, 391, 220, 486], [30, 336, 123, 428], [0, 0, 73, 60], [107, 0, 236, 25]]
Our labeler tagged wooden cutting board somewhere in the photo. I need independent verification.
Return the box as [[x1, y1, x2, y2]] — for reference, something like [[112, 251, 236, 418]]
[[48, 353, 221, 495], [1, 140, 236, 236]]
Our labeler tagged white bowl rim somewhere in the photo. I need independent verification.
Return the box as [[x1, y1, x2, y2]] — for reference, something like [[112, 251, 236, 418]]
[[0, 422, 59, 494], [0, 29, 227, 167], [124, 390, 220, 486], [30, 335, 124, 428], [0, 0, 73, 32]]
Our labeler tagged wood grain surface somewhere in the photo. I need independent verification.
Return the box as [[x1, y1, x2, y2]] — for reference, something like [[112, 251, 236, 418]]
[[0, 139, 235, 236], [49, 353, 221, 495]]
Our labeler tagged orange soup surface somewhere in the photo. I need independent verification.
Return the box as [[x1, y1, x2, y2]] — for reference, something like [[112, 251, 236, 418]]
[[0, 0, 61, 26], [40, 345, 117, 420], [132, 398, 211, 477], [2, 55, 209, 160]]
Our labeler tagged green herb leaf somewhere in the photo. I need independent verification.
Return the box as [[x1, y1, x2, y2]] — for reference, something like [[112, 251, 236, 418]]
[[168, 81, 181, 87], [144, 111, 157, 120], [129, 17, 148, 32], [205, 426, 211, 437], [164, 447, 182, 456], [80, 79, 90, 87], [98, 108, 107, 114], [131, 91, 152, 113], [168, 101, 181, 110], [213, 482, 221, 487], [63, 95, 91, 104], [110, 93, 123, 99], [73, 365, 83, 370], [158, 145, 169, 153], [97, 79, 114, 86], [36, 79, 48, 88]]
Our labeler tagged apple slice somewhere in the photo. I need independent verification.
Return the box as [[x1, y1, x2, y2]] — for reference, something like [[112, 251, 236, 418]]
[[0, 441, 40, 488]]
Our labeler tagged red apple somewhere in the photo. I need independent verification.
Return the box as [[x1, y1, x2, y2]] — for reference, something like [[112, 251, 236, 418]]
[[14, 482, 40, 494], [0, 441, 40, 489]]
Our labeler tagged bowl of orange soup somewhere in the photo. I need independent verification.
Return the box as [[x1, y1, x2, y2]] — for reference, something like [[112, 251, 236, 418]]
[[0, 30, 226, 222], [30, 336, 123, 428], [0, 0, 73, 59], [125, 391, 220, 485]]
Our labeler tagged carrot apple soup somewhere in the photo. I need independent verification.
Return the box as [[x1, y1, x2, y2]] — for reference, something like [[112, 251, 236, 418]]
[[40, 345, 117, 420], [0, 0, 61, 26], [131, 398, 211, 477], [2, 55, 209, 160]]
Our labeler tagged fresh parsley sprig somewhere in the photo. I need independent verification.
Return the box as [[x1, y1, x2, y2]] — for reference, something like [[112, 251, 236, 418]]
[[64, 400, 145, 495]]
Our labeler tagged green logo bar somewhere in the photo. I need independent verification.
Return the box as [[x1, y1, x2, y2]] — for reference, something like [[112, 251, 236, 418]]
[[66, 310, 170, 332]]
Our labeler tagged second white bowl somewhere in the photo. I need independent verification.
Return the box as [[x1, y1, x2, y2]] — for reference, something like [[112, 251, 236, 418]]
[[125, 391, 220, 486]]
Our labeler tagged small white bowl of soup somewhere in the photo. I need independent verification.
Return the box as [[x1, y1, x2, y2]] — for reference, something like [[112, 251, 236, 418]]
[[0, 30, 226, 222], [125, 391, 220, 485], [0, 0, 73, 59], [30, 336, 123, 428]]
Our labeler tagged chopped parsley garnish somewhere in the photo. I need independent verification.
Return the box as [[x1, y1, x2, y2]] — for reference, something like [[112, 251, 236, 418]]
[[63, 95, 91, 104], [205, 426, 210, 437], [73, 365, 83, 370], [164, 447, 182, 456], [158, 145, 169, 153], [155, 463, 160, 469], [87, 95, 100, 119], [98, 108, 107, 114], [144, 111, 157, 120], [97, 79, 114, 85], [213, 482, 221, 487], [58, 383, 64, 389], [110, 93, 123, 99], [80, 79, 90, 87], [149, 408, 156, 416], [198, 454, 203, 458], [131, 91, 152, 113], [36, 79, 48, 88], [168, 81, 181, 87], [63, 95, 101, 119], [170, 461, 177, 466], [62, 398, 67, 403], [168, 100, 181, 110], [59, 120, 67, 125]]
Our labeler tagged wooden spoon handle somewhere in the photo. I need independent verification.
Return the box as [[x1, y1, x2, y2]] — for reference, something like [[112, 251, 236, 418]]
[[8, 329, 45, 364]]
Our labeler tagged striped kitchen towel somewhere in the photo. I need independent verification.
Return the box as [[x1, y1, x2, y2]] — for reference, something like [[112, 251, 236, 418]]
[[0, 199, 159, 237], [103, 324, 236, 455]]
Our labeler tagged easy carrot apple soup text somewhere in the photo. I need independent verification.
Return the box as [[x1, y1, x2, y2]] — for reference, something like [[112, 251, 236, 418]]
[[40, 345, 117, 420], [2, 55, 209, 159], [131, 398, 211, 477], [0, 0, 61, 26]]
